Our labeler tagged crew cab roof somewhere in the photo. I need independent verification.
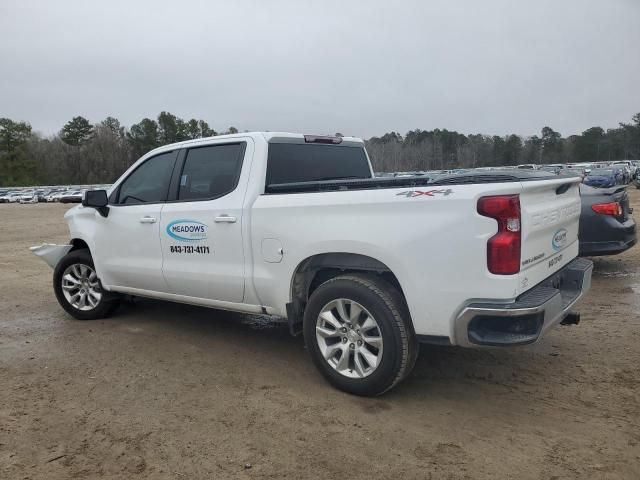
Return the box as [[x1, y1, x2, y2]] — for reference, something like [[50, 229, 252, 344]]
[[142, 132, 364, 158]]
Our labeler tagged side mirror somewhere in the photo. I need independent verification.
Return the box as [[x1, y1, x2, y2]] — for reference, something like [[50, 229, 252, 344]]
[[82, 189, 109, 217]]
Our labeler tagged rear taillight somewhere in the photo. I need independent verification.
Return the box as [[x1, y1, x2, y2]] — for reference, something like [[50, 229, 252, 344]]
[[591, 202, 622, 217], [478, 195, 521, 275]]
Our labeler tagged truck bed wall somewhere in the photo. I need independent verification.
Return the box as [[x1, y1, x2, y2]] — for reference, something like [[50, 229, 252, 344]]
[[250, 183, 524, 339]]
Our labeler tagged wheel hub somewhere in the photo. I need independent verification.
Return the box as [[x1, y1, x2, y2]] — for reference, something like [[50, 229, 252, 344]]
[[315, 298, 384, 379], [61, 263, 102, 311], [346, 329, 360, 343]]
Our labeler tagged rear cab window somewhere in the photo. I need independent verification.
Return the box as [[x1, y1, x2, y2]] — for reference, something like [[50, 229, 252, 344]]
[[266, 143, 372, 186]]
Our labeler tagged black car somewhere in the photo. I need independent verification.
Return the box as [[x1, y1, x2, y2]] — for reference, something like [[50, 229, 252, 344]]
[[579, 184, 636, 256]]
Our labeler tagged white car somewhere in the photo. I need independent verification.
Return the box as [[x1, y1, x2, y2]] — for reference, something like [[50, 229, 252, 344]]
[[19, 192, 38, 204], [32, 132, 593, 395]]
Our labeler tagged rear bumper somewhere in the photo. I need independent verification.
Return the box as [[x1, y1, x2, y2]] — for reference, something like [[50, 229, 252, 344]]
[[579, 237, 636, 256], [454, 258, 593, 347], [579, 217, 636, 256]]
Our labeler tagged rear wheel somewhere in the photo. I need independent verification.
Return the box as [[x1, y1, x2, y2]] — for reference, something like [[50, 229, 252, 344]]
[[303, 274, 417, 396], [53, 249, 120, 320]]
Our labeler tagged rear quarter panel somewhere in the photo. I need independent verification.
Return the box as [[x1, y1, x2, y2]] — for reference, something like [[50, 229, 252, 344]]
[[250, 183, 526, 339]]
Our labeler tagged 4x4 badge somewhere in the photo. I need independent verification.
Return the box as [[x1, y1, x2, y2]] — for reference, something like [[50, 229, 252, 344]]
[[396, 189, 453, 198]]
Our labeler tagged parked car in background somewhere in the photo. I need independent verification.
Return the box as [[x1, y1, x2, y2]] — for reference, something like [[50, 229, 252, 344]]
[[579, 184, 636, 256], [583, 168, 619, 188], [19, 191, 38, 204], [36, 190, 50, 202], [611, 163, 632, 183], [5, 192, 22, 203], [558, 167, 585, 180], [59, 190, 84, 203], [46, 190, 65, 202], [539, 166, 560, 175], [610, 166, 627, 185]]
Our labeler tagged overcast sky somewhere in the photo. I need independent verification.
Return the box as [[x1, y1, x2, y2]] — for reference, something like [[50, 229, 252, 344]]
[[1, 0, 638, 139]]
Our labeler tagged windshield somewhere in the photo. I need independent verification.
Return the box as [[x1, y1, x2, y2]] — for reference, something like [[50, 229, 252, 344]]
[[589, 169, 613, 175]]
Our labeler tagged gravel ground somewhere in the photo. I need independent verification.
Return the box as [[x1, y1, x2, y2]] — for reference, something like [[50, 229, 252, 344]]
[[1, 190, 639, 479]]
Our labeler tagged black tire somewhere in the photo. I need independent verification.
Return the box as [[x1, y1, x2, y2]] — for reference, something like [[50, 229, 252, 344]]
[[53, 249, 120, 320], [303, 274, 418, 396]]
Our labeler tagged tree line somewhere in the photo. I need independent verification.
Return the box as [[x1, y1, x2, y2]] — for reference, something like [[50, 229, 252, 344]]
[[0, 113, 238, 186], [365, 115, 640, 173], [1, 112, 639, 186]]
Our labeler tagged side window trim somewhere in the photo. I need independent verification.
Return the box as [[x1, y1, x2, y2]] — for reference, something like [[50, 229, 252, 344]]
[[165, 141, 247, 204], [166, 148, 187, 202], [110, 150, 178, 206]]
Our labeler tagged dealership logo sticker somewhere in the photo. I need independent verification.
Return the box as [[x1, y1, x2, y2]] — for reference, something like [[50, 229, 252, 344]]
[[552, 228, 568, 251], [166, 220, 208, 241]]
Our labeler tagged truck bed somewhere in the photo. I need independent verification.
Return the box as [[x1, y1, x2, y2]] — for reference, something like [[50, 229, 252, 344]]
[[265, 170, 559, 194]]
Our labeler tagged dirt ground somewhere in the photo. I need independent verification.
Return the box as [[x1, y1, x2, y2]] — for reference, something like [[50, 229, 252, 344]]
[[1, 190, 639, 480]]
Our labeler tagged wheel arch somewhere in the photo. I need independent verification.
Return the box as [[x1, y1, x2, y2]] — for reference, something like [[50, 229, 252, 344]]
[[287, 252, 411, 334], [69, 238, 91, 253]]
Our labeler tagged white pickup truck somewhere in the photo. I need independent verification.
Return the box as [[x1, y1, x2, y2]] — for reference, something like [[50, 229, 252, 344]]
[[32, 132, 593, 395]]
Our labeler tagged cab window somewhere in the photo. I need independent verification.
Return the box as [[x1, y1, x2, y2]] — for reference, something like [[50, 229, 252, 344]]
[[178, 143, 245, 201], [116, 151, 176, 205], [266, 143, 371, 185]]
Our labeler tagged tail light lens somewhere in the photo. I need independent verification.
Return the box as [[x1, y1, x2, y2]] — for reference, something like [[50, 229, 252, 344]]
[[478, 195, 521, 275], [592, 202, 622, 217]]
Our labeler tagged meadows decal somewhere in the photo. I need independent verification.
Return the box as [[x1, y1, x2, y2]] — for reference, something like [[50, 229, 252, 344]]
[[552, 228, 568, 251], [166, 220, 208, 241]]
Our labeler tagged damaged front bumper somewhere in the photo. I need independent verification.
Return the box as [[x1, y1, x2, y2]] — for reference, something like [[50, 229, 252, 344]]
[[30, 244, 72, 269]]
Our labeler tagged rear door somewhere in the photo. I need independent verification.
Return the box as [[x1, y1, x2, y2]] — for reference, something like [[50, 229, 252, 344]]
[[159, 140, 252, 303], [517, 177, 582, 294]]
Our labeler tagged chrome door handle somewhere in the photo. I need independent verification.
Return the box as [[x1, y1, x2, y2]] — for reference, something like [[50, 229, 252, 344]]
[[214, 215, 237, 223], [139, 216, 157, 224]]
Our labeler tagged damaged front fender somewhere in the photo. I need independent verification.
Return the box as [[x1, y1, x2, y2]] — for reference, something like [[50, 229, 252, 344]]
[[30, 244, 73, 269]]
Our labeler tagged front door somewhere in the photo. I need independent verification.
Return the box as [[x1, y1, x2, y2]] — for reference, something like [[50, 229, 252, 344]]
[[160, 142, 249, 303], [93, 150, 177, 292]]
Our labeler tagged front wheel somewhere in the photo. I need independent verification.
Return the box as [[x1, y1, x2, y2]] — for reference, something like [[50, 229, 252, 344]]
[[53, 249, 120, 320], [303, 274, 418, 396]]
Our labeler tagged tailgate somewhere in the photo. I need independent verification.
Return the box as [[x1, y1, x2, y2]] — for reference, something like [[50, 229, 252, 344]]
[[518, 177, 582, 294]]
